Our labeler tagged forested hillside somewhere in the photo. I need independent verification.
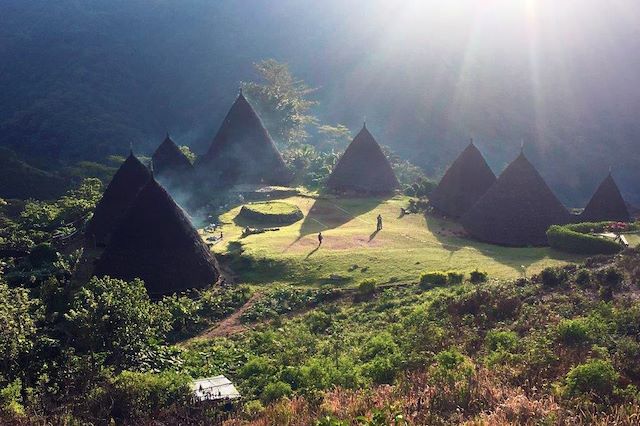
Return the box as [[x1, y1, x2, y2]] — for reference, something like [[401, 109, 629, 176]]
[[2, 0, 640, 204]]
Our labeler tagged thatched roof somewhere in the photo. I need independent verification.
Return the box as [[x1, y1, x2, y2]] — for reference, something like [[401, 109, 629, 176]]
[[429, 141, 496, 218], [326, 124, 400, 194], [93, 178, 220, 296], [196, 92, 292, 186], [581, 173, 630, 222], [151, 134, 193, 180], [461, 153, 570, 246], [85, 153, 150, 246]]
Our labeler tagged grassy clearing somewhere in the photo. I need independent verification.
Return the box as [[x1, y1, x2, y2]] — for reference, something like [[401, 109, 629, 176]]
[[204, 194, 584, 287]]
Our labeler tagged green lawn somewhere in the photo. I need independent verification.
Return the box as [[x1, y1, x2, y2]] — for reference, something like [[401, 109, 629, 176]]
[[204, 194, 585, 287]]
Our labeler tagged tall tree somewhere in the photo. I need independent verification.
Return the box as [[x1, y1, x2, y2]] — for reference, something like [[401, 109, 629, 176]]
[[242, 59, 318, 147]]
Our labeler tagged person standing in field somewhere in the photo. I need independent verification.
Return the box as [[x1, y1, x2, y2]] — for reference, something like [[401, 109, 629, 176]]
[[376, 214, 383, 231], [318, 232, 323, 246]]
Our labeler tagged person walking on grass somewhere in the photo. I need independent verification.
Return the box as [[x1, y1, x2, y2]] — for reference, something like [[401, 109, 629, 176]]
[[376, 214, 383, 231], [318, 232, 323, 246]]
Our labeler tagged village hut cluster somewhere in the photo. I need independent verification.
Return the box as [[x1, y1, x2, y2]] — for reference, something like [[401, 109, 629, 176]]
[[84, 89, 633, 297], [429, 140, 631, 246], [85, 90, 399, 296]]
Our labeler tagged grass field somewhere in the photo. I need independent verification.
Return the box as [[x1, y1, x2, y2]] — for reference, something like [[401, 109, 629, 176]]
[[203, 194, 585, 287]]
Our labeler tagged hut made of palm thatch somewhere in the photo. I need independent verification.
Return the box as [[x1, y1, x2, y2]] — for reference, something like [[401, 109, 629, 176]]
[[429, 140, 496, 218], [461, 152, 570, 246], [151, 134, 194, 181], [93, 178, 220, 296], [85, 153, 151, 246], [581, 172, 630, 223], [325, 124, 400, 194], [196, 91, 292, 186]]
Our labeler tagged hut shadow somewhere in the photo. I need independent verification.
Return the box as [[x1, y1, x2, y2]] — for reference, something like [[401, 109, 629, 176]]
[[292, 194, 388, 243], [425, 214, 466, 254], [469, 238, 583, 277], [428, 214, 585, 276]]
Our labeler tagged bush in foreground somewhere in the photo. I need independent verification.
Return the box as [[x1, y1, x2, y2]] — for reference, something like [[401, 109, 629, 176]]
[[469, 269, 488, 284], [563, 360, 619, 399]]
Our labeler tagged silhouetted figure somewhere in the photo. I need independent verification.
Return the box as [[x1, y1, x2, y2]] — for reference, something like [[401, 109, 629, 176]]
[[318, 232, 323, 246], [376, 214, 383, 231]]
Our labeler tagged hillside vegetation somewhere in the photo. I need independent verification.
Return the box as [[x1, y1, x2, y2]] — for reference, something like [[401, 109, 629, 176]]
[[1, 179, 640, 424]]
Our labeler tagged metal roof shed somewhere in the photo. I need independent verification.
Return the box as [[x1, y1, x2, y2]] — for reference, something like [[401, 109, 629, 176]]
[[191, 375, 241, 402]]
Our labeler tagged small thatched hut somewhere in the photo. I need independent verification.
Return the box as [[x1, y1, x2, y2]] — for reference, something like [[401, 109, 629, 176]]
[[326, 124, 400, 194], [196, 91, 292, 186], [461, 152, 570, 246], [429, 141, 496, 218], [151, 134, 194, 181], [581, 173, 630, 223], [93, 178, 220, 296], [85, 153, 150, 246]]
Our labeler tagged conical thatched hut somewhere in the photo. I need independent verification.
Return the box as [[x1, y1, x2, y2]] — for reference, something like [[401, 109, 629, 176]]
[[429, 141, 496, 218], [85, 153, 151, 246], [93, 178, 220, 296], [461, 153, 570, 246], [581, 173, 630, 223], [326, 124, 400, 194], [197, 91, 292, 186], [151, 134, 194, 181]]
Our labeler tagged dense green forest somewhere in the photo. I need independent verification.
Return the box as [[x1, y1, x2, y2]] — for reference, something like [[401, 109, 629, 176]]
[[2, 0, 640, 205]]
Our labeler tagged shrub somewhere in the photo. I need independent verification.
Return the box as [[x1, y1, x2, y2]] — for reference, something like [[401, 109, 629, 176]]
[[243, 400, 265, 419], [540, 267, 569, 287], [557, 318, 591, 346], [28, 243, 59, 267], [111, 371, 191, 420], [63, 277, 169, 368], [597, 267, 624, 301], [547, 224, 624, 255], [563, 360, 619, 398], [575, 269, 591, 287], [446, 271, 464, 285], [261, 381, 292, 404], [0, 379, 24, 417], [363, 355, 400, 384], [419, 271, 448, 289], [469, 269, 488, 284], [597, 267, 624, 290], [485, 330, 519, 352], [306, 310, 332, 334], [357, 280, 376, 297]]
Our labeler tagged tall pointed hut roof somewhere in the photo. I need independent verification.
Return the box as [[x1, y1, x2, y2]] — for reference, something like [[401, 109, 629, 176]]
[[85, 153, 150, 245], [461, 152, 570, 246], [581, 172, 630, 222], [429, 140, 496, 218], [325, 124, 400, 194], [197, 91, 292, 186], [93, 178, 220, 296], [151, 134, 194, 180]]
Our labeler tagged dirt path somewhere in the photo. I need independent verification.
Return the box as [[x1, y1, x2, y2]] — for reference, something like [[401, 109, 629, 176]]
[[198, 292, 262, 339]]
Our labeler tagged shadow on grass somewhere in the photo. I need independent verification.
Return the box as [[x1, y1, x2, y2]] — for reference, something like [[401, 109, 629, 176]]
[[221, 246, 293, 285], [423, 213, 583, 275], [368, 229, 380, 241], [425, 214, 466, 254], [296, 194, 388, 241], [305, 244, 321, 259]]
